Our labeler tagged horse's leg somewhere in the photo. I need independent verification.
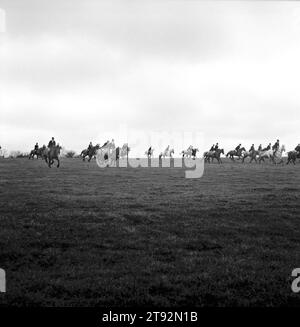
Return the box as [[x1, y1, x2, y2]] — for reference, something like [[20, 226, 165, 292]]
[[57, 158, 60, 168]]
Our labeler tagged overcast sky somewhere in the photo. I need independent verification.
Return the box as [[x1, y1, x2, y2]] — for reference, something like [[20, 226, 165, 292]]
[[0, 0, 300, 153]]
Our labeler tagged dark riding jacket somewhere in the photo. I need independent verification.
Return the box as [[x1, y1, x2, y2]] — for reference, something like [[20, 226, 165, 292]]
[[48, 140, 56, 148], [272, 142, 279, 150]]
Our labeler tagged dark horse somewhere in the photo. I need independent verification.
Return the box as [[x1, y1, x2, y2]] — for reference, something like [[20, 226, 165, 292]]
[[226, 147, 246, 161], [81, 144, 100, 162], [286, 151, 300, 165], [29, 148, 43, 159], [48, 145, 62, 168], [205, 148, 224, 164]]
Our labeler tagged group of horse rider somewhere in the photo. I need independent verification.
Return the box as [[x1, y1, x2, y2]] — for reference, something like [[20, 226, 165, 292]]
[[32, 137, 60, 154], [86, 139, 115, 152], [33, 138, 117, 155], [29, 138, 300, 162], [208, 139, 282, 156], [28, 137, 63, 167]]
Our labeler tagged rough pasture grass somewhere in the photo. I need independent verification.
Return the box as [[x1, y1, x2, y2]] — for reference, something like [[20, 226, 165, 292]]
[[0, 158, 300, 306]]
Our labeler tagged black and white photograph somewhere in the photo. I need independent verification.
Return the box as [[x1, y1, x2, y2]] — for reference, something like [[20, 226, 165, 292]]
[[0, 0, 300, 314]]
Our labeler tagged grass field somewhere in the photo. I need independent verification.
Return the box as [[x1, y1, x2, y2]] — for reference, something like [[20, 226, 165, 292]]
[[0, 157, 300, 307]]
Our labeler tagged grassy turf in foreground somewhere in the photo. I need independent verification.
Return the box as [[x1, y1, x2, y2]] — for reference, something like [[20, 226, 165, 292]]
[[0, 158, 300, 306]]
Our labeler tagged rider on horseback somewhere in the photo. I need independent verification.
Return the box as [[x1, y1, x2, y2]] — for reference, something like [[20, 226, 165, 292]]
[[295, 144, 300, 154], [262, 143, 271, 151], [214, 143, 219, 151], [209, 144, 215, 152], [88, 142, 93, 151], [272, 139, 280, 155], [258, 144, 262, 151], [249, 144, 255, 152], [48, 137, 56, 149], [235, 144, 241, 155], [34, 143, 39, 155]]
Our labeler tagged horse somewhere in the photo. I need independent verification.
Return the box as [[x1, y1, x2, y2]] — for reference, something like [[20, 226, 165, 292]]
[[191, 148, 199, 159], [180, 146, 193, 158], [29, 147, 44, 160], [258, 145, 285, 164], [29, 149, 37, 159], [226, 147, 246, 161], [48, 145, 62, 168], [80, 149, 88, 158], [159, 146, 175, 159], [40, 147, 49, 162], [286, 150, 300, 165], [145, 148, 154, 158], [258, 149, 273, 163], [81, 144, 100, 162], [241, 150, 259, 163], [205, 148, 224, 164], [271, 145, 286, 165]]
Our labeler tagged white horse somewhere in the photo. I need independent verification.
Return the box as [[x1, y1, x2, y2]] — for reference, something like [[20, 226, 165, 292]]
[[180, 146, 193, 158], [159, 146, 174, 159], [272, 145, 286, 164], [259, 145, 285, 164]]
